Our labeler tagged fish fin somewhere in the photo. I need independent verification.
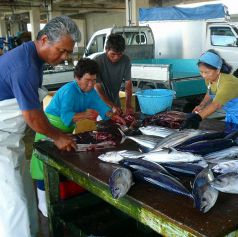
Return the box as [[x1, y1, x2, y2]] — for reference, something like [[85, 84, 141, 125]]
[[163, 147, 173, 153], [117, 127, 127, 144]]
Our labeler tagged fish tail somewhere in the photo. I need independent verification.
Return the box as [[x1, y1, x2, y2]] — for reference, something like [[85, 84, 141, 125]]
[[117, 128, 127, 144]]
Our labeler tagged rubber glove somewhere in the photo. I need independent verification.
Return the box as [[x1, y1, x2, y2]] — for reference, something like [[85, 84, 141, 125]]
[[180, 113, 202, 130]]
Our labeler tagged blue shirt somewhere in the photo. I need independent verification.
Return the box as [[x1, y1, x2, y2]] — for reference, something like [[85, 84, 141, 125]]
[[0, 41, 44, 110], [45, 80, 111, 127]]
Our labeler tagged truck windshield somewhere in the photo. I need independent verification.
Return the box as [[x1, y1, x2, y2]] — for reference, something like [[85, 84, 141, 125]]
[[116, 31, 153, 46], [210, 26, 238, 47]]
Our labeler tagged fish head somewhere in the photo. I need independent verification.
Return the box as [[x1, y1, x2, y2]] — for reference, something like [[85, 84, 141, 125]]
[[211, 166, 222, 174], [192, 168, 218, 213], [109, 168, 132, 199], [195, 186, 219, 213], [210, 175, 229, 189], [98, 151, 124, 164], [110, 182, 125, 199]]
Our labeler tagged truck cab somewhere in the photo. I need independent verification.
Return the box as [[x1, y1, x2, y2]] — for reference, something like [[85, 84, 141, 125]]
[[83, 26, 155, 61], [206, 22, 238, 71]]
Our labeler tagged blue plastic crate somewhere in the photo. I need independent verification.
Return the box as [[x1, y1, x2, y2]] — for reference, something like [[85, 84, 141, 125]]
[[135, 89, 175, 115]]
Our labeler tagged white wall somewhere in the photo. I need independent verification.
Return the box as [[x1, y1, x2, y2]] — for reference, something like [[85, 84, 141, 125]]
[[73, 19, 86, 47], [85, 12, 126, 43]]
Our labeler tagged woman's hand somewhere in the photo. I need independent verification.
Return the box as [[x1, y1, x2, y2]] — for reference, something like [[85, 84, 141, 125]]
[[192, 105, 204, 113], [111, 105, 123, 115], [73, 109, 99, 122], [111, 114, 126, 125]]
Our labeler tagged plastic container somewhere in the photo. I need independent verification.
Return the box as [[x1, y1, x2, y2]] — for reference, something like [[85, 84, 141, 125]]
[[135, 89, 175, 115]]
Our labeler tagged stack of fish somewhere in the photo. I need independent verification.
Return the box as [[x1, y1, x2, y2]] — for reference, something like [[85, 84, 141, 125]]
[[98, 125, 238, 213]]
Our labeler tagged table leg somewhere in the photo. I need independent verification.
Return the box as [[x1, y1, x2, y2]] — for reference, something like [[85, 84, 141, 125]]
[[43, 163, 63, 237]]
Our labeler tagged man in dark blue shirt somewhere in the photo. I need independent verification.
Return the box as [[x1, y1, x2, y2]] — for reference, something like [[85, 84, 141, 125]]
[[0, 16, 80, 237]]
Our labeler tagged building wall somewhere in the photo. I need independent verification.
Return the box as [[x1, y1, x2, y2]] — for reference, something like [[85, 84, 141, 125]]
[[85, 12, 126, 43]]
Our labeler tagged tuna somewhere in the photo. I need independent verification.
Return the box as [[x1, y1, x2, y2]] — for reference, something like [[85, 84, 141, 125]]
[[109, 168, 133, 199], [204, 146, 238, 161], [210, 172, 238, 194], [152, 129, 204, 152], [118, 128, 162, 149], [98, 150, 141, 164], [162, 162, 204, 177], [134, 170, 192, 198], [139, 125, 176, 138], [212, 160, 238, 174], [175, 131, 225, 148], [119, 158, 172, 176], [177, 138, 235, 155], [192, 168, 219, 213], [141, 148, 203, 163]]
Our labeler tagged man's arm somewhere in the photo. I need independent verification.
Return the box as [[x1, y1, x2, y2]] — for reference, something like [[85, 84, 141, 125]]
[[94, 83, 122, 114], [125, 80, 133, 114], [22, 109, 76, 151]]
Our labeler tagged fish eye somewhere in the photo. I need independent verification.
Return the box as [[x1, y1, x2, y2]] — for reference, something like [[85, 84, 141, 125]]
[[202, 197, 207, 202]]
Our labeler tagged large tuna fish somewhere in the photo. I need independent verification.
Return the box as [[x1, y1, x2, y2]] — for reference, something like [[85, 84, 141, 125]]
[[118, 128, 162, 149], [139, 125, 176, 138], [192, 168, 219, 213], [98, 150, 141, 164], [177, 138, 235, 155], [162, 162, 204, 177], [204, 146, 238, 161], [212, 160, 238, 174], [133, 170, 193, 198], [175, 131, 225, 148], [119, 158, 172, 176], [152, 129, 204, 152], [141, 148, 203, 163], [210, 172, 238, 194], [109, 168, 133, 199]]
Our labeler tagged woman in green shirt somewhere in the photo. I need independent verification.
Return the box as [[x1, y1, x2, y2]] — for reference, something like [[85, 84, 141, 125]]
[[181, 50, 238, 130]]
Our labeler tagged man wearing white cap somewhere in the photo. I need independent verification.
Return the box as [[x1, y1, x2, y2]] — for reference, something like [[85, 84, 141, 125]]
[[180, 49, 238, 130]]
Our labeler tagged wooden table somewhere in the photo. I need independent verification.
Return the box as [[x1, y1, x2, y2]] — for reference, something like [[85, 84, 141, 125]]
[[34, 119, 238, 237]]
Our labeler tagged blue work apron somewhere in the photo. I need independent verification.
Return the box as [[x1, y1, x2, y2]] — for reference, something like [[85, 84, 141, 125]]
[[209, 87, 238, 132]]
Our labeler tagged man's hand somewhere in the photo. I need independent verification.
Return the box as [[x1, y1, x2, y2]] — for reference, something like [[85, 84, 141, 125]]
[[73, 109, 99, 122], [54, 133, 77, 151], [180, 113, 202, 130]]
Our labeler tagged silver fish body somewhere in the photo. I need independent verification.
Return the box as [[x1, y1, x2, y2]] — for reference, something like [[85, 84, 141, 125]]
[[139, 125, 176, 138], [109, 168, 133, 199], [119, 127, 162, 149], [192, 168, 219, 213], [98, 150, 140, 164], [125, 135, 162, 149], [212, 160, 238, 174], [204, 146, 238, 161], [134, 170, 192, 198], [142, 148, 203, 163], [210, 172, 238, 194], [119, 158, 172, 176], [152, 129, 204, 152]]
